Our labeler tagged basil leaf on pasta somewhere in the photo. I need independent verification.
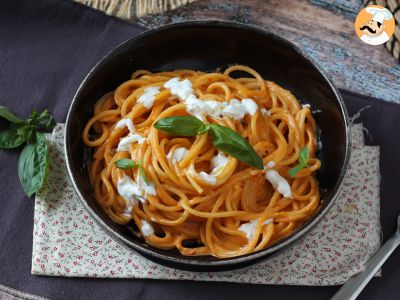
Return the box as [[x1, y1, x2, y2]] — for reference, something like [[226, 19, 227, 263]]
[[288, 164, 305, 178], [0, 106, 23, 123], [18, 132, 49, 197], [115, 159, 151, 185], [154, 116, 207, 136], [289, 146, 310, 178], [114, 159, 140, 169], [139, 165, 150, 185], [298, 146, 310, 166], [209, 124, 263, 170]]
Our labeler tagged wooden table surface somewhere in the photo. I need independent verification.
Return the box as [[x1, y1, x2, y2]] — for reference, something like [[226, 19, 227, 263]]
[[136, 0, 400, 104]]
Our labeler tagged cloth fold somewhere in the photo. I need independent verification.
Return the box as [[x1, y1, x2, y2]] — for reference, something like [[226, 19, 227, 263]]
[[32, 123, 381, 285]]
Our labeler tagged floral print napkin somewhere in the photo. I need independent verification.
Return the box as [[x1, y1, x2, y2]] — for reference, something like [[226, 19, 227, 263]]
[[31, 123, 381, 285]]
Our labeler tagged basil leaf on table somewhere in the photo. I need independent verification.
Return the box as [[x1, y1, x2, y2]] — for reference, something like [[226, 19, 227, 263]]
[[154, 116, 209, 136], [0, 129, 28, 149], [26, 109, 56, 130], [18, 132, 49, 197], [0, 106, 23, 123], [209, 124, 264, 170]]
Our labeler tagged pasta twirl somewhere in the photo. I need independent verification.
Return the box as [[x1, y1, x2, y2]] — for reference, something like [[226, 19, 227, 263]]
[[82, 65, 321, 258]]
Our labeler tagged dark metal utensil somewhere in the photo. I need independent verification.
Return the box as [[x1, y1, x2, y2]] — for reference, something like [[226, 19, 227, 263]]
[[332, 215, 400, 300]]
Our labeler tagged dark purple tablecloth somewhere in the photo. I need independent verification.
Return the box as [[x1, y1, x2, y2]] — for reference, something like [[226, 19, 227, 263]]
[[1, 0, 400, 299]]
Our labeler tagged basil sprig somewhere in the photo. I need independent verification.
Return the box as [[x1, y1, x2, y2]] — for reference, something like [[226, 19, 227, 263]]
[[114, 159, 150, 185], [153, 116, 263, 170], [0, 106, 56, 197], [288, 146, 310, 178]]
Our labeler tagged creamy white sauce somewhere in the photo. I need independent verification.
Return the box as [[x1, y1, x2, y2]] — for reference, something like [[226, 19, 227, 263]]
[[117, 134, 145, 152], [163, 77, 262, 121], [123, 205, 133, 218], [261, 108, 271, 116], [117, 173, 143, 205], [137, 87, 160, 109], [239, 218, 273, 240], [163, 77, 193, 101], [265, 161, 276, 169], [117, 172, 156, 206], [167, 147, 188, 164], [137, 172, 157, 197], [198, 171, 217, 185], [115, 118, 135, 134], [186, 152, 228, 185], [140, 219, 154, 237], [302, 104, 311, 109], [210, 151, 229, 175], [265, 169, 292, 198]]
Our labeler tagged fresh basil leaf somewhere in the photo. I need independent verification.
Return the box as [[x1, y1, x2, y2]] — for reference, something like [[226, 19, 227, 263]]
[[289, 164, 305, 178], [154, 116, 207, 136], [298, 146, 310, 166], [18, 132, 49, 197], [114, 159, 139, 169], [0, 129, 27, 149], [209, 124, 263, 170], [139, 165, 150, 185], [0, 106, 23, 123], [26, 109, 56, 130]]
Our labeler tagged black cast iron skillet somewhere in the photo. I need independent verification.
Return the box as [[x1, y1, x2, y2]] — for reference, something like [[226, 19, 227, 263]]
[[65, 20, 350, 271]]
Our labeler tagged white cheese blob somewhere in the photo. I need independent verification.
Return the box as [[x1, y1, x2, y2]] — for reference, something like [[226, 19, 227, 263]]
[[115, 118, 135, 134], [137, 87, 160, 109], [185, 94, 208, 120], [123, 205, 133, 218], [140, 219, 154, 237], [117, 134, 145, 152], [239, 218, 273, 240], [261, 108, 271, 116], [163, 77, 193, 101], [117, 173, 143, 204], [167, 147, 188, 164], [265, 161, 276, 169], [198, 171, 217, 185], [117, 172, 157, 206], [137, 172, 157, 197], [242, 98, 258, 116], [163, 77, 263, 121], [265, 169, 292, 198], [210, 151, 229, 175], [222, 99, 246, 120]]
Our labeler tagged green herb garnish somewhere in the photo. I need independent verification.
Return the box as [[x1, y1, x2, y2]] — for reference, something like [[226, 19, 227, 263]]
[[0, 106, 56, 197], [154, 116, 210, 136], [114, 159, 150, 185], [153, 116, 263, 170], [288, 146, 310, 178]]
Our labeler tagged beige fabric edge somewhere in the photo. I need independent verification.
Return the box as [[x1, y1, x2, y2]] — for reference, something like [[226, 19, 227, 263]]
[[72, 0, 197, 19]]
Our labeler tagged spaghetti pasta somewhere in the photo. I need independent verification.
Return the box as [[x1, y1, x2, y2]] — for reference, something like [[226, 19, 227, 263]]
[[82, 65, 321, 258]]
